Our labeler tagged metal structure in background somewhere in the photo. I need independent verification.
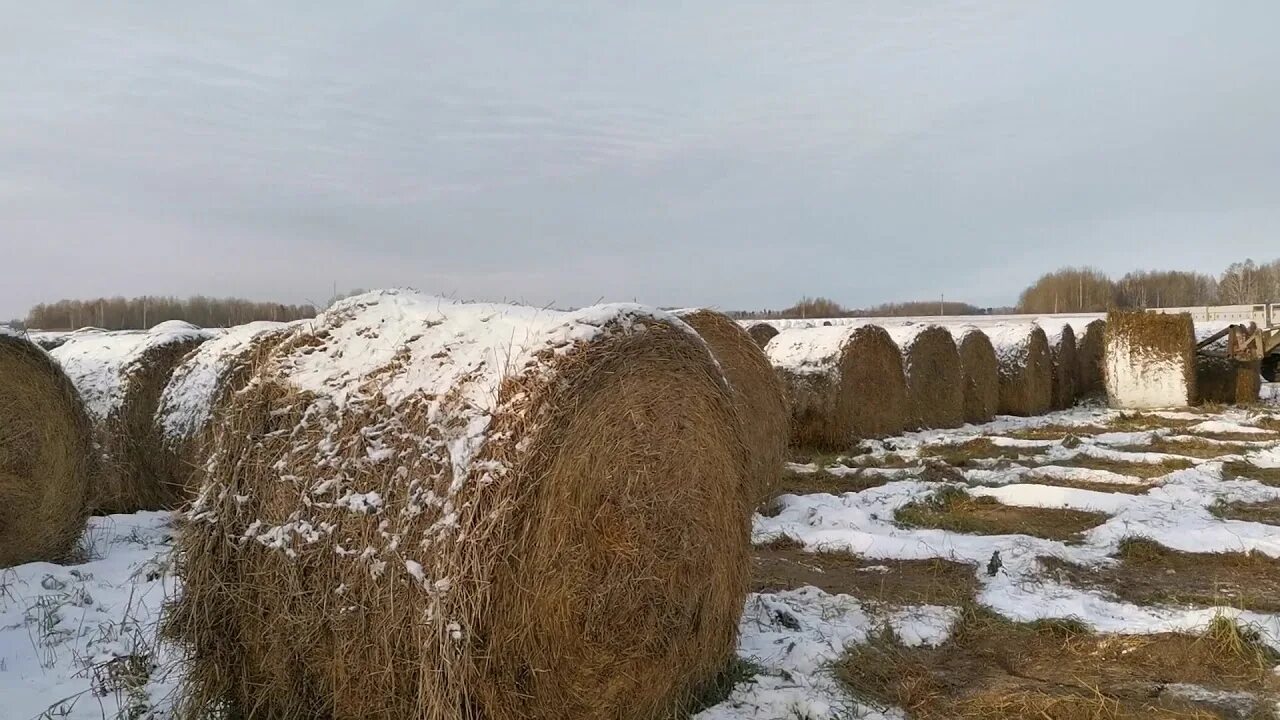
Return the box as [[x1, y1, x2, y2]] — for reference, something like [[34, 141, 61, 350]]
[[1178, 304, 1280, 381]]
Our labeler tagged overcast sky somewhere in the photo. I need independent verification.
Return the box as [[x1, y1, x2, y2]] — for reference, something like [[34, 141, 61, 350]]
[[3, 2, 1278, 317]]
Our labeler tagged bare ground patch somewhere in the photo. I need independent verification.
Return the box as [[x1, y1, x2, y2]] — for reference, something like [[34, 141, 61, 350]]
[[895, 487, 1108, 541], [837, 607, 1280, 719], [1041, 538, 1280, 614], [751, 539, 978, 605]]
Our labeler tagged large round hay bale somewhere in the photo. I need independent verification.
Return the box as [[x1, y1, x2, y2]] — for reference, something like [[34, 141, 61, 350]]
[[951, 326, 999, 424], [1038, 321, 1080, 410], [0, 330, 95, 566], [164, 290, 751, 720], [1196, 354, 1262, 405], [52, 322, 212, 513], [746, 322, 779, 348], [1074, 319, 1106, 396], [766, 324, 909, 450], [1104, 311, 1196, 409], [154, 321, 298, 504], [678, 310, 788, 503], [984, 324, 1053, 417], [883, 324, 964, 430]]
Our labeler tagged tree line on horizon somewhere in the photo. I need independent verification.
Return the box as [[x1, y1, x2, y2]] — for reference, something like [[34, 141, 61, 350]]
[[19, 295, 318, 330]]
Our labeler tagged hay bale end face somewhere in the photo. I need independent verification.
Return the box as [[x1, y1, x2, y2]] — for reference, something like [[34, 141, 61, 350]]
[[1074, 319, 1106, 396], [0, 330, 95, 566], [884, 324, 964, 430], [1104, 311, 1196, 409], [985, 324, 1053, 417], [952, 326, 999, 425], [165, 290, 751, 720], [746, 322, 779, 348], [1038, 321, 1080, 410], [677, 310, 788, 504], [51, 323, 212, 514], [766, 323, 908, 450], [1195, 355, 1261, 405]]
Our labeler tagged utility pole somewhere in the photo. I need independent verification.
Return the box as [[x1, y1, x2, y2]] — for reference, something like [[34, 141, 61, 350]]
[[939, 293, 945, 317]]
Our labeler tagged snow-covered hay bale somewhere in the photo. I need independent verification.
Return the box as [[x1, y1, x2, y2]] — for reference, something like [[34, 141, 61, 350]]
[[746, 322, 779, 348], [678, 310, 788, 503], [1195, 355, 1261, 405], [1104, 311, 1195, 409], [952, 327, 999, 424], [51, 321, 212, 513], [27, 331, 71, 351], [1039, 321, 1080, 409], [985, 324, 1053, 417], [884, 324, 964, 430], [766, 324, 908, 449], [164, 290, 750, 720], [1075, 319, 1106, 396], [0, 330, 95, 566], [154, 321, 297, 504]]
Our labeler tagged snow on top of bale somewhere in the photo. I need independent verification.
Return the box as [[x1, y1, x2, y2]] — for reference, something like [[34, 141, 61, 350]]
[[1034, 318, 1069, 345], [52, 324, 214, 421], [764, 324, 862, 375], [882, 322, 938, 351]]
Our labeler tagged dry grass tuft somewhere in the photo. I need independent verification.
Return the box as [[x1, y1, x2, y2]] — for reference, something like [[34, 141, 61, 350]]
[[751, 543, 978, 606], [919, 438, 1041, 467], [0, 333, 96, 566], [1006, 424, 1112, 440], [895, 486, 1107, 541], [1116, 435, 1257, 459], [1221, 460, 1280, 487], [1036, 454, 1194, 479], [1014, 474, 1156, 495], [1210, 498, 1280, 525]]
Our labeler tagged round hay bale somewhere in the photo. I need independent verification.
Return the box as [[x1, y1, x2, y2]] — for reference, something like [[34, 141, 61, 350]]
[[0, 330, 95, 566], [52, 323, 212, 513], [1074, 319, 1106, 396], [766, 324, 909, 450], [678, 310, 788, 503], [164, 290, 751, 720], [1196, 354, 1262, 405], [1104, 311, 1196, 409], [951, 326, 999, 424], [154, 321, 298, 504], [28, 331, 71, 351], [984, 324, 1053, 417], [1038, 321, 1080, 410], [746, 322, 779, 348], [883, 324, 964, 430]]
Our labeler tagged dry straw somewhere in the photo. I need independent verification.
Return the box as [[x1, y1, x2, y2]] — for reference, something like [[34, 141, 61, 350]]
[[986, 324, 1053, 417], [163, 290, 751, 720], [885, 325, 964, 430], [1196, 355, 1261, 405], [678, 310, 788, 503], [746, 322, 779, 348], [0, 331, 95, 566], [1104, 311, 1196, 409], [953, 327, 999, 424], [766, 324, 908, 450], [1075, 319, 1106, 396], [52, 323, 210, 514], [1041, 322, 1080, 410]]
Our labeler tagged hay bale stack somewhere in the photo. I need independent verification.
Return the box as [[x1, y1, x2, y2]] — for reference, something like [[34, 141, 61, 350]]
[[52, 322, 212, 513], [677, 310, 788, 503], [984, 324, 1053, 417], [951, 326, 999, 424], [164, 290, 750, 720], [0, 330, 95, 566], [883, 324, 964, 430], [154, 321, 298, 504], [766, 324, 909, 450], [746, 322, 779, 348], [1037, 320, 1080, 410], [1103, 311, 1196, 409], [1074, 319, 1106, 396], [1196, 355, 1262, 405]]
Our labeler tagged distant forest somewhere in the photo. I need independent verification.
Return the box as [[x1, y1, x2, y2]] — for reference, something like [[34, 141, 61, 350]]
[[21, 296, 317, 330]]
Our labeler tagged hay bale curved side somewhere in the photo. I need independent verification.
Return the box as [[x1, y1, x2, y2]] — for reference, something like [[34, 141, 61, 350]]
[[1038, 321, 1080, 410], [883, 324, 964, 430], [164, 290, 751, 720], [52, 323, 212, 513], [1104, 311, 1196, 409], [1196, 354, 1261, 405], [154, 321, 298, 504], [746, 322, 779, 348], [1074, 319, 1106, 396], [951, 326, 999, 424], [766, 324, 908, 450], [678, 310, 788, 503], [0, 331, 95, 566], [985, 324, 1053, 417]]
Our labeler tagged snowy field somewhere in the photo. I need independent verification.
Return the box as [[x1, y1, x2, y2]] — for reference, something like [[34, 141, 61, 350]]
[[8, 401, 1280, 718]]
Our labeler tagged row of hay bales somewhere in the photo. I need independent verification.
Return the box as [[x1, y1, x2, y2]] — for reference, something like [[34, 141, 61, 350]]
[[2, 292, 796, 719], [750, 317, 1107, 451]]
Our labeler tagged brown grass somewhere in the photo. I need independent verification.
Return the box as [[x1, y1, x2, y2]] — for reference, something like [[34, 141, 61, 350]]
[[1045, 322, 1080, 410], [1016, 474, 1156, 495], [1211, 498, 1280, 525], [680, 310, 790, 504], [895, 487, 1107, 541], [955, 328, 999, 425], [1106, 412, 1198, 431], [745, 322, 778, 348], [773, 463, 963, 500], [1105, 311, 1196, 408], [1077, 319, 1106, 396], [1006, 424, 1112, 440], [1035, 455, 1194, 479], [837, 606, 1280, 719], [919, 438, 1044, 467], [163, 302, 753, 720], [1222, 460, 1280, 487], [993, 325, 1054, 417], [0, 333, 95, 566], [889, 325, 965, 430], [1043, 537, 1280, 614], [1116, 435, 1257, 459], [751, 541, 978, 605]]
